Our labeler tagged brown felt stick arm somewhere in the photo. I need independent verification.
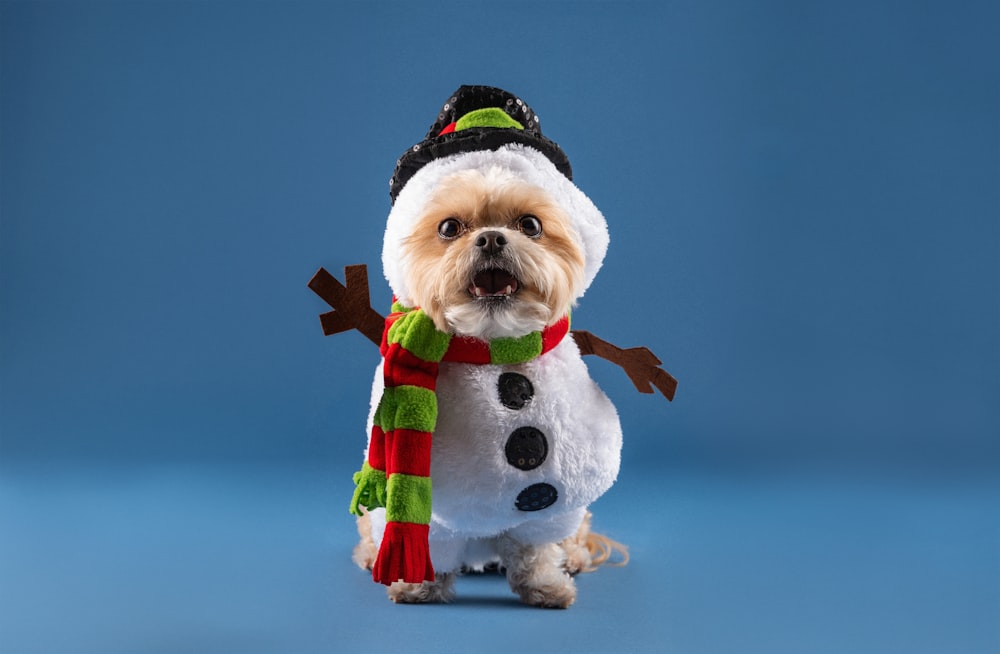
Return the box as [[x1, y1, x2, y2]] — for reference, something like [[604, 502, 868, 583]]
[[571, 330, 678, 401], [308, 264, 385, 346]]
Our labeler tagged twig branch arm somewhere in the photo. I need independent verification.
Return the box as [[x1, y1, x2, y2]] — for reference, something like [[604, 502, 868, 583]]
[[572, 330, 677, 401], [308, 265, 385, 346]]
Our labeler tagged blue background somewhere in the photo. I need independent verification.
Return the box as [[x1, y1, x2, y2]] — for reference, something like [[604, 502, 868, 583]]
[[1, 1, 998, 653]]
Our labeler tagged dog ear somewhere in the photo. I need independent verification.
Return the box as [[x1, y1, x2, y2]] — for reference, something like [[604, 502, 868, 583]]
[[308, 265, 385, 346], [572, 331, 677, 401]]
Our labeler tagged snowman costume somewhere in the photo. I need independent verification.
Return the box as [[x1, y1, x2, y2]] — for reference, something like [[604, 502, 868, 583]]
[[352, 86, 623, 585]]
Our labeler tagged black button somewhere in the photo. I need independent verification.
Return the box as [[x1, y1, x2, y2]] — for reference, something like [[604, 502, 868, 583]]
[[505, 427, 548, 471], [515, 483, 558, 511], [497, 372, 534, 410]]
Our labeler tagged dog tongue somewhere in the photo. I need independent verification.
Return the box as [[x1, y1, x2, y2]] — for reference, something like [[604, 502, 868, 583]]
[[472, 269, 518, 296]]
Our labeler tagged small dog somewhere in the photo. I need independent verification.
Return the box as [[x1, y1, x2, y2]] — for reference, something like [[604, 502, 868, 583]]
[[354, 162, 626, 607], [335, 86, 662, 608]]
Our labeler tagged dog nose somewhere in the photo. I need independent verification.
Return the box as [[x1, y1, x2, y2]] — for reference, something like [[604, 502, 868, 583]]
[[475, 230, 507, 255]]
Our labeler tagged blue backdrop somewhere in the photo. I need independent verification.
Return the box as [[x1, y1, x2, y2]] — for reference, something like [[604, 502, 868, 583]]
[[1, 2, 998, 653]]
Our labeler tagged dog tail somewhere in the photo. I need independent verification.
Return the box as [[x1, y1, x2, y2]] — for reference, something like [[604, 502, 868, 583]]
[[583, 531, 630, 569], [561, 511, 629, 574]]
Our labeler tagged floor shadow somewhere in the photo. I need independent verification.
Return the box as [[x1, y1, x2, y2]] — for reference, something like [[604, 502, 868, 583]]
[[446, 595, 527, 609]]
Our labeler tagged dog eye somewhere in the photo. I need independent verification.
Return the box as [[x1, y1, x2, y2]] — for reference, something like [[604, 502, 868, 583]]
[[438, 218, 463, 239], [518, 215, 542, 238]]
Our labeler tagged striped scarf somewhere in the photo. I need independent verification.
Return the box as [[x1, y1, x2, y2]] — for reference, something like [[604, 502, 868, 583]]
[[349, 301, 570, 586]]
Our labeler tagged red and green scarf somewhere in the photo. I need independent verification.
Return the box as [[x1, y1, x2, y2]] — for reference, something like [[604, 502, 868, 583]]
[[349, 301, 570, 585]]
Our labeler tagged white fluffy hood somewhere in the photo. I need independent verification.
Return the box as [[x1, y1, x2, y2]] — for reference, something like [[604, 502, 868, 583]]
[[382, 145, 609, 307]]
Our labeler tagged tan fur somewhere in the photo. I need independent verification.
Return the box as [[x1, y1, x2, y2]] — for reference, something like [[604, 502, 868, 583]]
[[402, 167, 585, 340], [498, 536, 576, 608], [559, 510, 630, 574], [387, 574, 457, 604], [351, 508, 378, 571]]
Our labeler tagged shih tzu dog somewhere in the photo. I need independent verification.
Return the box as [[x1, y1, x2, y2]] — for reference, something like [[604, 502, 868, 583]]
[[345, 86, 629, 608]]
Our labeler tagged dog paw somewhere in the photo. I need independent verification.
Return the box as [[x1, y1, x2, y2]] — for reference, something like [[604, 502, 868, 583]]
[[560, 510, 594, 574], [559, 510, 629, 574], [560, 538, 594, 576], [387, 573, 456, 604], [499, 539, 577, 609], [352, 511, 378, 571], [352, 539, 377, 571], [512, 574, 577, 609]]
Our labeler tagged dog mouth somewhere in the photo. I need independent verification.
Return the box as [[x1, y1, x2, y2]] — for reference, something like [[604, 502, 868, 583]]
[[469, 268, 520, 300]]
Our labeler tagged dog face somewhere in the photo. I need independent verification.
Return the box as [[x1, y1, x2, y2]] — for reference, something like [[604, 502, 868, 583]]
[[401, 166, 586, 339]]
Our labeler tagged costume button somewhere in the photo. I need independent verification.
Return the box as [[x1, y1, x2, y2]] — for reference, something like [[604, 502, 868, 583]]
[[497, 372, 534, 410], [505, 426, 548, 471], [515, 483, 557, 511]]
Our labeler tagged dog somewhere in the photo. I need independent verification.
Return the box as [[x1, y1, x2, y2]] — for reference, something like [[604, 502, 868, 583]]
[[341, 86, 642, 608]]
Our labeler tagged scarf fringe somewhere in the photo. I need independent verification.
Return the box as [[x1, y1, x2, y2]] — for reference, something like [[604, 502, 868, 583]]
[[372, 522, 435, 585]]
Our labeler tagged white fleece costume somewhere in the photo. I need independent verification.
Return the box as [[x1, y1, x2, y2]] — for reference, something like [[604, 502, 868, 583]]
[[363, 145, 623, 573]]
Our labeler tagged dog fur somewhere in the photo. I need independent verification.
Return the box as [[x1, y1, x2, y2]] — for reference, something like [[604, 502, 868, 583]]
[[358, 163, 625, 607]]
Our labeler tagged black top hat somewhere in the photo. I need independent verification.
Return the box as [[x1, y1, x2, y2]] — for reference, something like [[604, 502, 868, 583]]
[[389, 85, 573, 203]]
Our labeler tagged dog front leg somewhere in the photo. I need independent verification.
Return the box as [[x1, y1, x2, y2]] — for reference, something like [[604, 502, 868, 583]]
[[386, 573, 456, 604], [497, 534, 576, 609]]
